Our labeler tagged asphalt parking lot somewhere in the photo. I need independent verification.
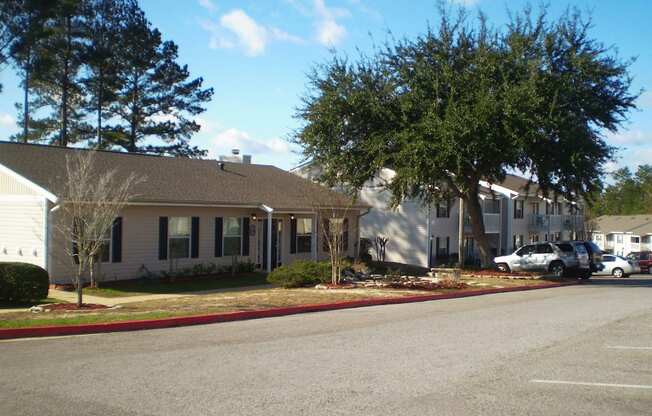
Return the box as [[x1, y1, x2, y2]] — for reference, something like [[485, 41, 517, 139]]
[[0, 274, 650, 415]]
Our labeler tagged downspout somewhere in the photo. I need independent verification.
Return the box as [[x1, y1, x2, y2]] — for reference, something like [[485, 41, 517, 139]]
[[260, 204, 274, 273], [48, 203, 61, 284]]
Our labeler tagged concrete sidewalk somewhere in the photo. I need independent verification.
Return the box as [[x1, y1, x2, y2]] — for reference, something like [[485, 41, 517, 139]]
[[47, 284, 273, 307]]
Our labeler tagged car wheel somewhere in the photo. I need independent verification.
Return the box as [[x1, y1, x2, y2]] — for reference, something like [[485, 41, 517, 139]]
[[580, 271, 592, 280], [496, 263, 510, 273], [549, 261, 565, 278], [612, 268, 624, 278]]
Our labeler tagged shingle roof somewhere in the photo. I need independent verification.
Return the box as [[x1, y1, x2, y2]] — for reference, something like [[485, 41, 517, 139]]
[[0, 141, 363, 211], [590, 215, 652, 235]]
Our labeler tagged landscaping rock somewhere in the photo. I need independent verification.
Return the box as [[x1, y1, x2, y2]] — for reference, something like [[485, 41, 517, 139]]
[[29, 306, 44, 313]]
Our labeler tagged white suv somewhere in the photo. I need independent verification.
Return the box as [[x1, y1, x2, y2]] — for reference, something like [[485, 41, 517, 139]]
[[494, 242, 591, 278]]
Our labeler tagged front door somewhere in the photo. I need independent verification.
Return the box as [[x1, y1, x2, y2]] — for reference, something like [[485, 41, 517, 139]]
[[261, 219, 283, 270]]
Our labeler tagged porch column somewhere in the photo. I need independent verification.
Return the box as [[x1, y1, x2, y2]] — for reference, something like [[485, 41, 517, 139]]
[[506, 197, 514, 253], [260, 204, 274, 273]]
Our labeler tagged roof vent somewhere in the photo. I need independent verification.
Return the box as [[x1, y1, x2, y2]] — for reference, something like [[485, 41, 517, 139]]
[[232, 148, 240, 156]]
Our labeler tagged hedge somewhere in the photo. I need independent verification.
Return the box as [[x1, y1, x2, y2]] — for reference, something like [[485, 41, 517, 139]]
[[267, 260, 332, 288], [0, 262, 49, 302]]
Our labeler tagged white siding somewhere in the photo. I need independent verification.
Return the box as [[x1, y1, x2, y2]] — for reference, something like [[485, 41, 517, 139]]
[[0, 196, 46, 268], [0, 170, 38, 195]]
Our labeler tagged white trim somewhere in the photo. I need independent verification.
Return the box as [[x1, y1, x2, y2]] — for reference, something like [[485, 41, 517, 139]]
[[530, 379, 652, 390], [128, 202, 261, 208], [479, 180, 520, 198], [0, 194, 45, 203], [0, 163, 58, 203], [42, 197, 49, 271]]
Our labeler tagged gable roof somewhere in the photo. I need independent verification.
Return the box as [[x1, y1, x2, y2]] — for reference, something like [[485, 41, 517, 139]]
[[0, 141, 362, 211], [590, 215, 652, 235]]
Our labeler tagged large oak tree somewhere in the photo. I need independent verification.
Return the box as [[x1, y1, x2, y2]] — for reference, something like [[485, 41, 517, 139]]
[[296, 6, 638, 266]]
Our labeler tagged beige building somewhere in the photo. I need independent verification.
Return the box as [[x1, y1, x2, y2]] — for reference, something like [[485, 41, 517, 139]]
[[0, 142, 366, 284], [293, 164, 586, 267], [588, 215, 652, 256]]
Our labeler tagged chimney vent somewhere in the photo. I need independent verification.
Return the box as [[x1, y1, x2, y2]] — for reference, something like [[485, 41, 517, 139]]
[[231, 148, 240, 156]]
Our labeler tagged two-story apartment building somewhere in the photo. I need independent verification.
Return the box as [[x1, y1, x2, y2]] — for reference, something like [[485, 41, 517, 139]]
[[588, 215, 652, 256], [293, 165, 586, 268]]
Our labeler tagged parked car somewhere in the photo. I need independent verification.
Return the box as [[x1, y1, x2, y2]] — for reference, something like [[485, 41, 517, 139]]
[[595, 254, 640, 278], [626, 251, 652, 274], [494, 241, 591, 278]]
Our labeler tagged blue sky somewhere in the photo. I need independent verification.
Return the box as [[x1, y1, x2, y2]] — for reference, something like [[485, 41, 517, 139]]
[[0, 0, 650, 172]]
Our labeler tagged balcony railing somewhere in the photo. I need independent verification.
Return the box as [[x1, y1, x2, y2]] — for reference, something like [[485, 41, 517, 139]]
[[464, 213, 500, 234], [527, 214, 584, 232]]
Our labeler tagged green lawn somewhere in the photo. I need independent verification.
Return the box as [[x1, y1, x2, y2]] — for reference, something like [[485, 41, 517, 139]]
[[83, 272, 270, 298], [0, 311, 181, 328], [0, 297, 65, 310]]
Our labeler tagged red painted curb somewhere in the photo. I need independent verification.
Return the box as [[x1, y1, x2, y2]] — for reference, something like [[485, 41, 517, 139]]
[[0, 281, 576, 340]]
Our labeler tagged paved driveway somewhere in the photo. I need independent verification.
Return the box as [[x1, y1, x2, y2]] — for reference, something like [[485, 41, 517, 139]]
[[1, 276, 651, 415]]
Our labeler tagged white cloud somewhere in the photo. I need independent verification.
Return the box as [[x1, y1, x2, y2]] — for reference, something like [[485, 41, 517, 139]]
[[210, 128, 291, 157], [0, 113, 15, 128], [200, 9, 304, 56], [605, 129, 652, 146], [314, 0, 349, 46], [198, 0, 217, 13], [220, 10, 268, 56]]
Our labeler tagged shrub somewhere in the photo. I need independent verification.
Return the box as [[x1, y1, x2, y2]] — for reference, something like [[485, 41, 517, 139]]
[[0, 262, 49, 302], [267, 260, 331, 288]]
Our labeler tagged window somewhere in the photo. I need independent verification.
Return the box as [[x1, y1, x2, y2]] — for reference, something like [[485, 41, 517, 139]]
[[553, 232, 561, 241], [513, 200, 524, 219], [516, 245, 535, 256], [594, 234, 603, 241], [529, 234, 540, 243], [513, 234, 524, 249], [602, 255, 615, 262], [555, 243, 574, 253], [631, 236, 640, 244], [530, 202, 540, 215], [436, 200, 450, 218], [97, 227, 111, 263], [606, 234, 614, 242], [484, 199, 501, 214], [616, 235, 623, 244], [536, 243, 553, 254], [296, 218, 312, 253], [169, 217, 191, 259], [223, 217, 242, 256]]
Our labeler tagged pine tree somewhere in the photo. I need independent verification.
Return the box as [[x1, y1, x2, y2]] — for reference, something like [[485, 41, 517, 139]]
[[108, 3, 213, 156], [7, 0, 56, 142], [34, 0, 90, 146], [81, 0, 129, 149]]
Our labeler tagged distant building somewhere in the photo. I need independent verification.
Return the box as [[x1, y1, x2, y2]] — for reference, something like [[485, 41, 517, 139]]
[[588, 215, 652, 255]]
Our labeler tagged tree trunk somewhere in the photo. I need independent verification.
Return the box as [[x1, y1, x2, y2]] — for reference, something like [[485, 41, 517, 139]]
[[23, 64, 29, 142], [60, 15, 72, 147], [464, 192, 492, 267], [97, 71, 103, 147], [76, 263, 83, 308]]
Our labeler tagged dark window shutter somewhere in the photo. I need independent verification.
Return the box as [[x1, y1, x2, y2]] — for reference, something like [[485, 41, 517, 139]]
[[446, 236, 450, 256], [343, 218, 349, 251], [242, 217, 250, 256], [435, 237, 440, 258], [159, 217, 168, 260], [191, 217, 200, 258], [215, 217, 223, 257], [290, 217, 297, 254], [112, 217, 122, 263]]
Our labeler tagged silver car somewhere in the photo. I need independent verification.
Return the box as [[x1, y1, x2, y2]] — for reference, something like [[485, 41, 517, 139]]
[[494, 242, 591, 278], [594, 254, 640, 278]]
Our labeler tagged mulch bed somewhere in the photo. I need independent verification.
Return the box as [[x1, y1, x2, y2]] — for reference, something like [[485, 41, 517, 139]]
[[42, 303, 109, 311], [462, 270, 540, 278], [387, 281, 470, 291]]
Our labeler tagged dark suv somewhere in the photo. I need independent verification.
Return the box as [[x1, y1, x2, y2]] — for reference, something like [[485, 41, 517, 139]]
[[627, 251, 652, 274], [574, 240, 603, 274]]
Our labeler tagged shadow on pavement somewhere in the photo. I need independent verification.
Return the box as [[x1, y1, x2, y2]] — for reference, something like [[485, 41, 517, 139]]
[[583, 275, 652, 288]]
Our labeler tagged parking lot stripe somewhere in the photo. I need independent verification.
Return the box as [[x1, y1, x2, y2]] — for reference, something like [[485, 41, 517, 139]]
[[530, 380, 652, 389], [606, 346, 652, 350]]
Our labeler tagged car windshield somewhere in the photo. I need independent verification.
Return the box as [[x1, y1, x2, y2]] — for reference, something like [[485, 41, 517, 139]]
[[617, 256, 629, 261]]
